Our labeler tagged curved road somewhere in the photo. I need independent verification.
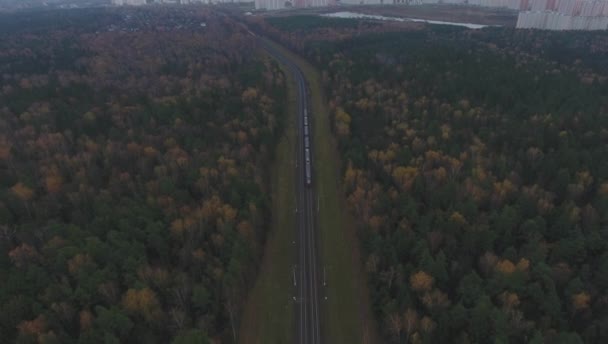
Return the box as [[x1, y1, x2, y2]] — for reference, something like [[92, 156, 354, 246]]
[[258, 39, 323, 344]]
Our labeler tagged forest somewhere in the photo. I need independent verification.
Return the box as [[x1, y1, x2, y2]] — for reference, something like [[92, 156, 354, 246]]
[[255, 16, 608, 343], [0, 7, 286, 343]]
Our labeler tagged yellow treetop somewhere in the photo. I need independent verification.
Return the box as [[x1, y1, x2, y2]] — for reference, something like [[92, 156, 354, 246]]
[[572, 292, 591, 311], [79, 309, 94, 331], [449, 212, 467, 226], [122, 288, 161, 322], [599, 182, 608, 196], [499, 291, 520, 309], [392, 166, 418, 192], [420, 316, 436, 334], [335, 107, 351, 138], [45, 175, 63, 194], [410, 271, 434, 292], [11, 182, 34, 201], [495, 259, 516, 274], [516, 258, 530, 272], [0, 140, 10, 160]]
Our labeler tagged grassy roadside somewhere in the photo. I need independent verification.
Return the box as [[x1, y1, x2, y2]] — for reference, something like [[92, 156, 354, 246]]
[[238, 53, 296, 344], [260, 38, 378, 344]]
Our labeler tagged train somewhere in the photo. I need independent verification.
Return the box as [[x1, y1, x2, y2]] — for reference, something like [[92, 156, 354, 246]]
[[255, 35, 313, 186], [304, 108, 312, 186]]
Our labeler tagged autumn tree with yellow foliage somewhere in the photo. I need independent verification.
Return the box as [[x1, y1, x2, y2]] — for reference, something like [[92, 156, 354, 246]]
[[0, 7, 288, 343], [260, 15, 608, 343]]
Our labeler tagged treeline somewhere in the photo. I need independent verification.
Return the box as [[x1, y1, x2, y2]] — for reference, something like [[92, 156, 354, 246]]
[[259, 17, 608, 343], [0, 7, 286, 343]]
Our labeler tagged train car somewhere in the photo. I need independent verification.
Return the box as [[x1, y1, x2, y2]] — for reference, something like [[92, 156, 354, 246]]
[[304, 115, 308, 126], [304, 136, 310, 149], [305, 161, 312, 186], [305, 148, 310, 163], [304, 124, 308, 136]]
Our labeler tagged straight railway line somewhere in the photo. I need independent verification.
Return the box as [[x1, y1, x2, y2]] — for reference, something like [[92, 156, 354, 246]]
[[257, 38, 323, 344]]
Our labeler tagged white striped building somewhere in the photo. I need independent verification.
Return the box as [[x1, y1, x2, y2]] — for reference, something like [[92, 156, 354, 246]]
[[255, 0, 334, 10]]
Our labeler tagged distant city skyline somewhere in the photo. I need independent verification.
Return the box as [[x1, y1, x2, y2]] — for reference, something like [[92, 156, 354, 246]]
[[111, 0, 253, 5], [252, 0, 608, 31]]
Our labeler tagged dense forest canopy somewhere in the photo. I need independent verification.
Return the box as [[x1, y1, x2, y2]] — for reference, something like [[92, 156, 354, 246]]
[[257, 16, 608, 343], [0, 7, 286, 343]]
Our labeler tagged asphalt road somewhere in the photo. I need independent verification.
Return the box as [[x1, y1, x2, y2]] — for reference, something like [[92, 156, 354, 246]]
[[257, 38, 323, 344]]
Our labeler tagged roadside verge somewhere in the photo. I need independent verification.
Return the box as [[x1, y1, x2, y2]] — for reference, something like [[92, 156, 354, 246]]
[[238, 52, 296, 344], [259, 37, 378, 344]]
